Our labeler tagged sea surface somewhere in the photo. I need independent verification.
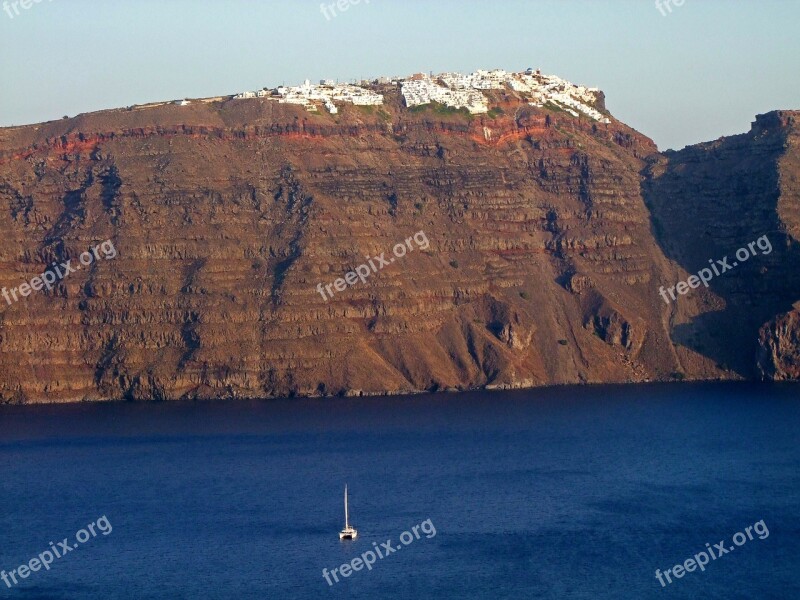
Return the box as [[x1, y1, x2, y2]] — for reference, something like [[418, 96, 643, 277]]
[[1, 383, 799, 599]]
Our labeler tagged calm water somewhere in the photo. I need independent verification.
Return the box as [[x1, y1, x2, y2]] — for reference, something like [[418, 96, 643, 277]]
[[1, 383, 799, 599]]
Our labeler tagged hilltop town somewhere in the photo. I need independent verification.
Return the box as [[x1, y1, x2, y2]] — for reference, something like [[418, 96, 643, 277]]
[[226, 68, 610, 123]]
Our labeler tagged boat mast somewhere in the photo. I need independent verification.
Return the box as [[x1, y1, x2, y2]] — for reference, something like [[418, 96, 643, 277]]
[[344, 485, 349, 529]]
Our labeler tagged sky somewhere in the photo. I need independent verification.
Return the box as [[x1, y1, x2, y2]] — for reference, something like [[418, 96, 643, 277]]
[[1, 0, 799, 150]]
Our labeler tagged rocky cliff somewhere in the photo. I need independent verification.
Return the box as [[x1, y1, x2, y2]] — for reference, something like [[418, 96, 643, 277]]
[[0, 88, 797, 403], [643, 111, 800, 380]]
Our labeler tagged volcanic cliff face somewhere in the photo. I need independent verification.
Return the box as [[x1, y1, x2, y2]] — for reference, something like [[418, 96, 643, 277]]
[[643, 111, 800, 380], [0, 88, 797, 403]]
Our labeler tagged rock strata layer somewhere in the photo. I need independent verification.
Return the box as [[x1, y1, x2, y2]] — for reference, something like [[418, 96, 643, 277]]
[[0, 92, 797, 403]]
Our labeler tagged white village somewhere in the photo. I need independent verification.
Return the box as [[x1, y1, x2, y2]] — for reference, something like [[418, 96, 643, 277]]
[[226, 68, 610, 124]]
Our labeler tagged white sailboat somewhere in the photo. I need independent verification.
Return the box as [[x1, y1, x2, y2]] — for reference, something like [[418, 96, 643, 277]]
[[339, 485, 358, 540]]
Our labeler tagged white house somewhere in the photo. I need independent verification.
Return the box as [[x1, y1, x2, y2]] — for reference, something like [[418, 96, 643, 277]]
[[227, 68, 605, 122]]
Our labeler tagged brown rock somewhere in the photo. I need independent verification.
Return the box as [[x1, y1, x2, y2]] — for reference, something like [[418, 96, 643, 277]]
[[0, 92, 797, 404]]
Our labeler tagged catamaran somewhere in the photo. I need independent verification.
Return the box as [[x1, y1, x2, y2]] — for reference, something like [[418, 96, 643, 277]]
[[339, 485, 358, 540]]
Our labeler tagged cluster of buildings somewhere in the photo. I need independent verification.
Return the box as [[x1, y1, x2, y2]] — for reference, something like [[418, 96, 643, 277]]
[[402, 68, 610, 123], [506, 71, 610, 123], [235, 79, 384, 114], [439, 69, 511, 90], [401, 74, 490, 114], [230, 68, 610, 123]]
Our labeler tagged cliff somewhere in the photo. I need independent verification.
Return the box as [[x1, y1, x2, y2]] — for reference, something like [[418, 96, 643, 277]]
[[0, 88, 797, 403], [643, 111, 800, 380]]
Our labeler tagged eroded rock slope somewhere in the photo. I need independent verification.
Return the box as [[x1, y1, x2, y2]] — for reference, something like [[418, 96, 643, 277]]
[[0, 90, 797, 402]]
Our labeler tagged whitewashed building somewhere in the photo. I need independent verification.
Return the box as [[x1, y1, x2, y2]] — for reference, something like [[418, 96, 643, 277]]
[[230, 67, 608, 123], [401, 75, 488, 114]]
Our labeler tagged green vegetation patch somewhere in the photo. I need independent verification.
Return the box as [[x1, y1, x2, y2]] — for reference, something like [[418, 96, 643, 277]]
[[487, 107, 505, 119], [408, 102, 472, 119], [543, 101, 570, 115]]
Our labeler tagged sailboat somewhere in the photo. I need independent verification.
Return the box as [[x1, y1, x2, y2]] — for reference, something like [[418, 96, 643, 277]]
[[339, 485, 358, 540]]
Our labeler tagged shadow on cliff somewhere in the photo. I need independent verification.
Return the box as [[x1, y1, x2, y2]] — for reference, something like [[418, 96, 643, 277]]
[[641, 125, 800, 377]]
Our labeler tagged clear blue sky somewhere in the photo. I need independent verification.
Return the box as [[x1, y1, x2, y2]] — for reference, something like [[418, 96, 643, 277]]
[[1, 0, 798, 150]]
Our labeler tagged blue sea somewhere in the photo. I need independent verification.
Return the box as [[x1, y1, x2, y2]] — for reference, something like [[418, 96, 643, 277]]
[[1, 383, 798, 599]]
